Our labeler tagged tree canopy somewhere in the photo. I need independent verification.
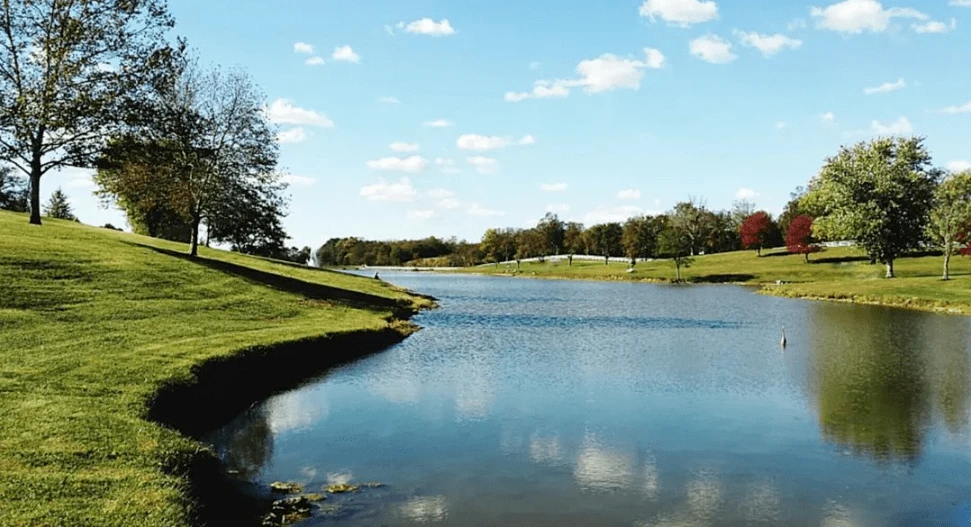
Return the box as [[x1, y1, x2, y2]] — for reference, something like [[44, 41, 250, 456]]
[[43, 187, 75, 220], [803, 136, 940, 278], [928, 170, 971, 280]]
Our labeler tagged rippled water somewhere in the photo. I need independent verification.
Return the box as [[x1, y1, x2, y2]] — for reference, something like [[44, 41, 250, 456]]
[[206, 273, 971, 526]]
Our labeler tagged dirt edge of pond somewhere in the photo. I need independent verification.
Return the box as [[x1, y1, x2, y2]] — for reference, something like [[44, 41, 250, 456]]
[[146, 325, 421, 527]]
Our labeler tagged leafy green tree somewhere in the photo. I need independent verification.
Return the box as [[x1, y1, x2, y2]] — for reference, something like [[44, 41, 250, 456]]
[[0, 165, 28, 212], [803, 137, 940, 278], [43, 187, 75, 220], [563, 222, 584, 265], [536, 213, 565, 256], [0, 0, 174, 225], [657, 224, 693, 282], [622, 215, 661, 266], [670, 199, 713, 256], [928, 170, 971, 280], [584, 223, 623, 265], [730, 199, 755, 231], [778, 186, 807, 236]]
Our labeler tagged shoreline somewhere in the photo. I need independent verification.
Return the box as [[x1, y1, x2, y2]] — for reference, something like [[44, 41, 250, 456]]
[[148, 323, 430, 526]]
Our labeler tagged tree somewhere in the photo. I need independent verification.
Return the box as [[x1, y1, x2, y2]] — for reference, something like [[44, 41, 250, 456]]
[[94, 136, 192, 242], [778, 186, 807, 236], [43, 187, 75, 220], [740, 211, 776, 256], [622, 215, 660, 266], [536, 212, 565, 256], [730, 199, 756, 230], [657, 224, 694, 282], [670, 199, 713, 256], [480, 228, 504, 267], [928, 170, 971, 280], [0, 0, 174, 225], [584, 223, 623, 265], [0, 165, 28, 212], [563, 222, 584, 266], [124, 56, 280, 256], [803, 137, 940, 278], [786, 215, 819, 262]]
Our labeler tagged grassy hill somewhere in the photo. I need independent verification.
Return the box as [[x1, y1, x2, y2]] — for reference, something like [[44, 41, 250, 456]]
[[0, 210, 432, 526], [470, 247, 971, 314]]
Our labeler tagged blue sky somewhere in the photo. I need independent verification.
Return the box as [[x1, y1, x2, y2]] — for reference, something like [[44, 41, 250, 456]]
[[48, 0, 971, 248]]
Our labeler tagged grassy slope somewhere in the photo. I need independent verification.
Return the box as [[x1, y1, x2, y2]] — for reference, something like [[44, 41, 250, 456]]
[[0, 210, 431, 527], [468, 247, 971, 314]]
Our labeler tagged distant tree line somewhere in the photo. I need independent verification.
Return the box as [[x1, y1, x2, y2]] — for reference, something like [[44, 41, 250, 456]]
[[313, 136, 971, 282]]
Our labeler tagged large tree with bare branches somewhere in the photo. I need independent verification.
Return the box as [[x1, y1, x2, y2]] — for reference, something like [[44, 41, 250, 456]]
[[0, 0, 173, 224]]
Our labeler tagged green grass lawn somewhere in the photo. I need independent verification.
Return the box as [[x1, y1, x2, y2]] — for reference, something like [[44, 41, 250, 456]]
[[468, 247, 971, 314], [0, 210, 431, 526]]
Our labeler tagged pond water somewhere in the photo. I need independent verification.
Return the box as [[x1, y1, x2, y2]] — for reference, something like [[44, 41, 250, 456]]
[[205, 273, 971, 526]]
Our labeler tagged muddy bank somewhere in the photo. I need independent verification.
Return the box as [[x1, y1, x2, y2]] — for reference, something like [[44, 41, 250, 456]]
[[147, 326, 420, 526]]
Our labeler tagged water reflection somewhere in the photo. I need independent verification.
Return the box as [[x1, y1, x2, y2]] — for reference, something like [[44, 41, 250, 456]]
[[400, 496, 448, 523], [573, 433, 635, 492], [207, 406, 273, 479], [807, 304, 971, 464]]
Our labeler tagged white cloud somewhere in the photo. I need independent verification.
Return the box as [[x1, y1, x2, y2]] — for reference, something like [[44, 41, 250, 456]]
[[427, 188, 454, 199], [913, 18, 957, 33], [379, 96, 400, 104], [505, 48, 665, 102], [546, 204, 571, 213], [281, 174, 316, 185], [332, 45, 360, 63], [435, 158, 460, 175], [466, 156, 498, 174], [776, 121, 788, 129], [276, 127, 307, 144], [423, 119, 454, 127], [438, 198, 462, 209], [583, 205, 644, 224], [541, 183, 568, 192], [65, 172, 95, 189], [863, 78, 905, 94], [305, 56, 325, 66], [736, 188, 759, 200], [384, 24, 395, 36], [871, 116, 913, 135], [822, 111, 836, 123], [403, 18, 456, 36], [360, 177, 418, 202], [519, 134, 537, 146], [390, 142, 419, 153], [947, 160, 971, 172], [940, 100, 971, 114], [457, 134, 510, 151], [950, 0, 971, 6], [504, 82, 570, 102], [408, 210, 436, 220], [810, 0, 928, 33], [690, 34, 737, 64], [638, 0, 719, 27], [294, 42, 314, 54], [366, 156, 429, 173], [618, 189, 642, 200], [467, 203, 506, 216], [529, 61, 542, 70], [267, 99, 334, 127], [733, 30, 803, 57]]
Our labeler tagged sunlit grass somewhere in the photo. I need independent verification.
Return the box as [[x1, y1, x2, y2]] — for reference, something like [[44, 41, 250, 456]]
[[0, 210, 429, 526]]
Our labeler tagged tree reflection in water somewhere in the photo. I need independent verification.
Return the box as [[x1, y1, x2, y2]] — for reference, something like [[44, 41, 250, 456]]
[[808, 303, 971, 465], [207, 406, 274, 479]]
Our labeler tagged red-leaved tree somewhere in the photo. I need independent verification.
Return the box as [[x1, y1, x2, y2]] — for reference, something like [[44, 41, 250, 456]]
[[786, 215, 819, 262], [740, 211, 772, 256]]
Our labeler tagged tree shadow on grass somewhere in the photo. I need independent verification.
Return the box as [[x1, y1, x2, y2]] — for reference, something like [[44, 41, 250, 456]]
[[139, 244, 422, 315], [810, 255, 872, 265], [688, 274, 756, 283]]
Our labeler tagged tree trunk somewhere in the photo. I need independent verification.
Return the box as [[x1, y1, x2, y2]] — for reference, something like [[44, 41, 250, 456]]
[[189, 215, 201, 256], [885, 259, 894, 279], [28, 163, 42, 225], [943, 250, 951, 281], [568, 254, 573, 266], [604, 254, 609, 265], [675, 261, 682, 282], [516, 259, 520, 271], [804, 252, 809, 263], [757, 247, 761, 257]]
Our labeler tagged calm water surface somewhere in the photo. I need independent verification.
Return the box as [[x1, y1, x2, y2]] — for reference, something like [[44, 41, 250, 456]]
[[206, 273, 971, 526]]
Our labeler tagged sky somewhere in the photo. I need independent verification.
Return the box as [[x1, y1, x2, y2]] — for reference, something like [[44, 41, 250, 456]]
[[43, 0, 971, 248]]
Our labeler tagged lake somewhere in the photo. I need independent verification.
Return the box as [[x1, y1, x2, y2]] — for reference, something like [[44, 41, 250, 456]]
[[205, 273, 971, 526]]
